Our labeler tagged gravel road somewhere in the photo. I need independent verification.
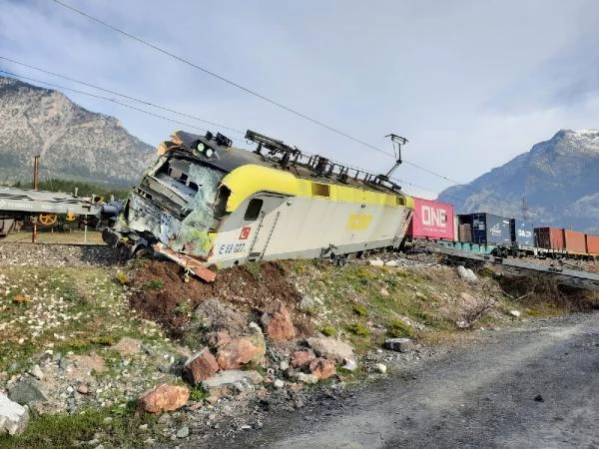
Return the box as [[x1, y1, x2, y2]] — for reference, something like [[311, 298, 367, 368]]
[[204, 313, 599, 449]]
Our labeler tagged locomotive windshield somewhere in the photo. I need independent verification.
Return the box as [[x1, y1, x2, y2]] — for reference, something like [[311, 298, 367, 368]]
[[127, 156, 226, 257]]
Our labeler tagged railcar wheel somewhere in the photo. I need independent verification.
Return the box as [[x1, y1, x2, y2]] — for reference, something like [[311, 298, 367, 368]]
[[39, 213, 58, 226]]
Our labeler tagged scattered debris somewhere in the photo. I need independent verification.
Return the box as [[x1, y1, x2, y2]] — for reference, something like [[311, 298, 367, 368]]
[[291, 350, 316, 369], [534, 394, 544, 403], [176, 426, 190, 439], [29, 364, 44, 381], [510, 310, 522, 319], [8, 380, 47, 405], [308, 358, 336, 380], [457, 265, 478, 284]]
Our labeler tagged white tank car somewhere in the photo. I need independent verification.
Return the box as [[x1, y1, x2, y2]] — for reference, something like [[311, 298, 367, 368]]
[[104, 130, 414, 281]]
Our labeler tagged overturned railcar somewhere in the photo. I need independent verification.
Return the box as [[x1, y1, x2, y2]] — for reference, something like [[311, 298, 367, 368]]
[[104, 130, 414, 281]]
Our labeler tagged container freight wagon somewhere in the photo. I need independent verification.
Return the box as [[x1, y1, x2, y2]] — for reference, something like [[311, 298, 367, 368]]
[[535, 227, 566, 252], [587, 234, 599, 256], [406, 197, 455, 241], [564, 230, 587, 255], [510, 219, 534, 251]]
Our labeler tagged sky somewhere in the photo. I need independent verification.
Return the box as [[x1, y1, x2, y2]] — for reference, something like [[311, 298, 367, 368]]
[[2, 0, 599, 199]]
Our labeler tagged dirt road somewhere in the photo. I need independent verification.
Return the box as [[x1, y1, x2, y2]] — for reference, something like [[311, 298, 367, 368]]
[[204, 313, 599, 449]]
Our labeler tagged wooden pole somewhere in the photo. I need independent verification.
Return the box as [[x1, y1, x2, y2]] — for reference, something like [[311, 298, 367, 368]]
[[32, 155, 40, 244]]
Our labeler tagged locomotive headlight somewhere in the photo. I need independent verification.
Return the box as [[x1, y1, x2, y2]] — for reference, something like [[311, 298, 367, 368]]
[[205, 148, 215, 158], [196, 142, 206, 152]]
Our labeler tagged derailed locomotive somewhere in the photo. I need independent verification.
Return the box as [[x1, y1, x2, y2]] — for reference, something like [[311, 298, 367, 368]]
[[103, 130, 414, 281]]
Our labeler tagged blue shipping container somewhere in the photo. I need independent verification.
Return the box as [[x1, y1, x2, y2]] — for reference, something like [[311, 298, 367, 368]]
[[471, 213, 512, 245], [510, 219, 534, 247]]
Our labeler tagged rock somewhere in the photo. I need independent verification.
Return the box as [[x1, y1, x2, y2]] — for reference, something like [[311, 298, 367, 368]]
[[29, 364, 44, 381], [380, 287, 390, 297], [216, 335, 266, 370], [136, 384, 190, 414], [139, 424, 148, 431], [77, 384, 89, 395], [296, 373, 319, 384], [290, 350, 316, 369], [202, 370, 263, 400], [384, 338, 414, 353], [385, 260, 399, 267], [343, 359, 358, 371], [466, 268, 478, 283], [456, 320, 470, 329], [369, 258, 384, 267], [113, 337, 142, 357], [374, 363, 387, 374], [273, 379, 285, 389], [260, 300, 296, 341], [241, 425, 252, 430], [457, 266, 478, 284], [183, 348, 219, 385], [279, 361, 289, 371], [299, 296, 316, 312], [254, 420, 263, 430], [194, 299, 249, 337], [459, 292, 478, 307], [534, 394, 544, 403], [510, 310, 521, 319], [0, 393, 29, 436], [205, 331, 231, 348], [306, 338, 356, 365], [8, 380, 47, 405], [309, 358, 336, 380], [66, 386, 74, 395], [176, 426, 190, 438]]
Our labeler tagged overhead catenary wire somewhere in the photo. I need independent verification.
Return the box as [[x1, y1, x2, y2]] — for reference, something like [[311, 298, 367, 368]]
[[0, 55, 244, 135], [49, 0, 542, 218]]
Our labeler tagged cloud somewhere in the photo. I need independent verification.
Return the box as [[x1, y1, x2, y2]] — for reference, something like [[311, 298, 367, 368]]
[[2, 0, 599, 199]]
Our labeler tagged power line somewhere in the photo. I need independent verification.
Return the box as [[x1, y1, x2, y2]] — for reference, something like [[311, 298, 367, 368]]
[[50, 0, 396, 159], [49, 0, 533, 212], [0, 55, 243, 135], [0, 70, 217, 137]]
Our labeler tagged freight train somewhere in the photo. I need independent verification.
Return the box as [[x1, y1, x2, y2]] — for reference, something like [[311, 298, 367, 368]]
[[101, 129, 597, 282], [405, 196, 599, 259]]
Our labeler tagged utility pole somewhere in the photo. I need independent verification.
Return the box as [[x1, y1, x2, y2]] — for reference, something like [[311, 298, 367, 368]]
[[32, 155, 40, 244]]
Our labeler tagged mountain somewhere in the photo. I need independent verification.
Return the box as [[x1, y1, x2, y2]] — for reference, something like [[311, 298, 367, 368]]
[[0, 76, 155, 185], [438, 129, 599, 235]]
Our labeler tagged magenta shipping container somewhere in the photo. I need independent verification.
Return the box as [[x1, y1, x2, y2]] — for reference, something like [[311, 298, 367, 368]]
[[407, 197, 455, 241]]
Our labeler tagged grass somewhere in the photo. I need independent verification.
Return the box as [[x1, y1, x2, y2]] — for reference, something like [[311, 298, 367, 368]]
[[2, 230, 104, 245], [387, 319, 416, 338], [0, 404, 162, 448], [144, 279, 164, 291]]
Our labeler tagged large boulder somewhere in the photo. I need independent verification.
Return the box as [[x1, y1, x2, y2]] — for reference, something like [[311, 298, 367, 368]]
[[216, 335, 266, 370], [260, 300, 296, 341], [201, 370, 263, 400], [216, 324, 266, 370], [183, 348, 219, 385], [136, 384, 189, 414], [0, 393, 29, 436], [306, 337, 356, 365]]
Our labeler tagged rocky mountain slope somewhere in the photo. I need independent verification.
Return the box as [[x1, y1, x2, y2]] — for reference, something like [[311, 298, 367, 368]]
[[0, 76, 155, 185], [438, 129, 599, 234]]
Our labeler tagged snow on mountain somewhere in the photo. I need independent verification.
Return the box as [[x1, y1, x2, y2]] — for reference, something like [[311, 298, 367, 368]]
[[438, 129, 599, 234]]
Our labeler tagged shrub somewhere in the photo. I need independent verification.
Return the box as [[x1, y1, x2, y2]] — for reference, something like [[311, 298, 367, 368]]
[[321, 325, 337, 337], [144, 279, 164, 291], [115, 271, 129, 285], [348, 323, 370, 336], [387, 320, 415, 338], [353, 304, 369, 317]]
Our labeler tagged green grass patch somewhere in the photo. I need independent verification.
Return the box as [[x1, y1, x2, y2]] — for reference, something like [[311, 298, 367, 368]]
[[321, 324, 337, 337], [347, 323, 370, 337], [387, 319, 415, 338], [144, 279, 164, 291]]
